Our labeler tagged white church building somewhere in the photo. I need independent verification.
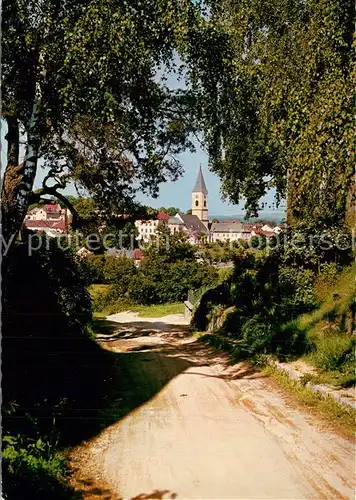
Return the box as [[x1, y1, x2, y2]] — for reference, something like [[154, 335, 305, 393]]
[[135, 167, 283, 245], [135, 167, 210, 244]]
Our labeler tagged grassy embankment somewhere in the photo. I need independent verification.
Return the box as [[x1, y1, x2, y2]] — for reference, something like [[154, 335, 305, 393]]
[[197, 264, 356, 435], [89, 284, 184, 318], [284, 264, 355, 388], [262, 363, 356, 438], [264, 265, 355, 436]]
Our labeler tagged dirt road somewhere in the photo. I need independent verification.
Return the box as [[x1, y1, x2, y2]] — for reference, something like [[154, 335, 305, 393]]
[[70, 312, 355, 499]]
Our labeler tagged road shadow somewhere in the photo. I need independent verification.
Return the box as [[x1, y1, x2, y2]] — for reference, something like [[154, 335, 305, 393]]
[[130, 490, 177, 499], [69, 478, 117, 499], [96, 319, 190, 341], [3, 315, 264, 500]]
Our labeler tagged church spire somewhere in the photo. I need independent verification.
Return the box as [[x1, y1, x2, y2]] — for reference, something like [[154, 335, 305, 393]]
[[191, 166, 209, 227], [193, 166, 208, 194]]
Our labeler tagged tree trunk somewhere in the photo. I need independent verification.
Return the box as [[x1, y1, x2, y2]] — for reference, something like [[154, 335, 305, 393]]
[[345, 171, 355, 231], [1, 106, 40, 246]]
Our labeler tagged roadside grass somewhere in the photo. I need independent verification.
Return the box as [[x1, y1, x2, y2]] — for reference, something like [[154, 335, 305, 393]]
[[217, 266, 233, 283], [279, 264, 355, 388], [297, 264, 355, 331], [94, 302, 184, 318], [133, 302, 185, 317], [198, 334, 356, 437], [89, 284, 185, 318], [262, 364, 356, 438]]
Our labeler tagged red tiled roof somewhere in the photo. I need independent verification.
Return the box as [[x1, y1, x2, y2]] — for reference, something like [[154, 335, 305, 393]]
[[254, 228, 276, 238], [157, 211, 170, 221], [133, 248, 143, 260], [24, 220, 66, 231], [44, 203, 61, 213], [243, 223, 262, 230]]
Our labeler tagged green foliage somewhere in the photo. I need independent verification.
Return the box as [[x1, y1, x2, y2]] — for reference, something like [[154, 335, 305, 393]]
[[2, 0, 197, 239], [83, 228, 219, 308], [238, 317, 276, 356], [88, 284, 132, 314], [134, 302, 185, 318], [36, 241, 93, 334], [90, 295, 185, 318], [2, 242, 100, 459], [277, 228, 353, 271], [217, 266, 233, 283], [3, 240, 92, 342], [81, 254, 136, 288], [118, 226, 220, 305], [308, 335, 355, 372], [193, 247, 319, 358], [279, 265, 317, 319], [2, 435, 73, 500], [185, 0, 354, 224], [143, 223, 197, 262], [315, 262, 342, 300], [200, 241, 235, 264], [129, 259, 218, 305], [159, 206, 181, 216], [102, 256, 137, 287], [191, 282, 232, 331]]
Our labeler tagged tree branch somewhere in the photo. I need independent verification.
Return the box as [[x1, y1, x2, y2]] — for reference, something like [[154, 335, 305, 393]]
[[30, 187, 80, 227], [4, 116, 19, 167]]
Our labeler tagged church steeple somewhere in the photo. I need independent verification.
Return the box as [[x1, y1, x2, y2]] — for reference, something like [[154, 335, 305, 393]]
[[193, 166, 208, 195], [192, 166, 209, 227]]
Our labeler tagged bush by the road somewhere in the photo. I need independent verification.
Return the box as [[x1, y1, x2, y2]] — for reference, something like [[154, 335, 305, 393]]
[[84, 226, 219, 308]]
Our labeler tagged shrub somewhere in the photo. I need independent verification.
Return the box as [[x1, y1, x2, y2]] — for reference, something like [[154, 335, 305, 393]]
[[2, 435, 73, 500], [129, 259, 218, 305], [315, 262, 342, 301], [218, 266, 233, 283], [308, 334, 355, 372], [276, 228, 353, 272], [279, 265, 317, 319], [191, 282, 231, 331], [3, 240, 92, 343], [240, 316, 275, 354], [102, 256, 136, 287], [272, 322, 310, 360], [79, 253, 106, 284]]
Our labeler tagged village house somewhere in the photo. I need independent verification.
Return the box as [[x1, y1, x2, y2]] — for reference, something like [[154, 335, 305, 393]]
[[106, 247, 144, 266], [24, 219, 67, 237], [135, 167, 284, 245], [25, 203, 71, 222], [25, 203, 71, 237], [210, 221, 252, 242], [135, 167, 210, 244]]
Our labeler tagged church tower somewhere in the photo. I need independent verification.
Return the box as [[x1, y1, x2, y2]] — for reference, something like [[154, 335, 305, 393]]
[[192, 166, 209, 227]]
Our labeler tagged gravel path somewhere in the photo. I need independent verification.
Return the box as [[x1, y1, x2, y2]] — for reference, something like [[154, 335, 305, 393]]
[[69, 312, 355, 499]]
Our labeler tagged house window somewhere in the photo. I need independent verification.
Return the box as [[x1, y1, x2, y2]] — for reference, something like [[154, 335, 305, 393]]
[[195, 200, 199, 207]]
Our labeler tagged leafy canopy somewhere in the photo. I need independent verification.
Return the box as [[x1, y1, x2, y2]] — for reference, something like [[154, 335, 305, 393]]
[[184, 0, 354, 225], [1, 0, 198, 238]]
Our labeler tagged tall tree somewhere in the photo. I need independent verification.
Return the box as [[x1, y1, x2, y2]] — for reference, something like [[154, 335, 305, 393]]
[[184, 0, 354, 227], [1, 0, 197, 244]]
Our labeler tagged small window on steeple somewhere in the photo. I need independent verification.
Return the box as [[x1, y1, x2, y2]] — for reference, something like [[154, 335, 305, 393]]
[[204, 201, 207, 207], [195, 200, 199, 207]]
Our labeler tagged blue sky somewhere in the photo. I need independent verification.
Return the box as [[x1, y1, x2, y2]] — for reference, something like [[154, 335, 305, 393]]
[[0, 122, 278, 216], [0, 65, 280, 216]]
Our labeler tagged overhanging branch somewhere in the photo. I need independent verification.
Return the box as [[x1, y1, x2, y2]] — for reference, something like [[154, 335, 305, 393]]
[[30, 187, 79, 227]]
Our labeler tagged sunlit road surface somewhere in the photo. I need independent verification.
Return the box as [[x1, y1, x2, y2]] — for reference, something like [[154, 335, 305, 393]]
[[70, 312, 356, 500]]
